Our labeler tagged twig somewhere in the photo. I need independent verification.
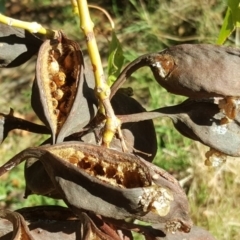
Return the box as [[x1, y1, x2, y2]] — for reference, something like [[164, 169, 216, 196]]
[[75, 0, 121, 147], [0, 13, 55, 38]]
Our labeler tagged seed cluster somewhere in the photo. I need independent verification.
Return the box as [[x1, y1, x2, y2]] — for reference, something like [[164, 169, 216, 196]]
[[205, 148, 226, 167], [138, 186, 173, 216], [45, 40, 80, 134], [50, 148, 151, 188], [165, 220, 182, 234], [218, 96, 240, 124]]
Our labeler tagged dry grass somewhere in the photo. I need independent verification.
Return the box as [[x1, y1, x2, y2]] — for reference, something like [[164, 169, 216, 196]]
[[188, 143, 240, 240]]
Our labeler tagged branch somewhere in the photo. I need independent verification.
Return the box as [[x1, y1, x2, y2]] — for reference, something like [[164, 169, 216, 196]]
[[0, 13, 55, 38], [75, 0, 121, 147]]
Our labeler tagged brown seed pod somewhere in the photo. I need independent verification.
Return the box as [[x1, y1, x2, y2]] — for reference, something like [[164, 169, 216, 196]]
[[117, 98, 240, 157], [31, 31, 96, 143], [0, 142, 192, 233], [111, 44, 240, 100]]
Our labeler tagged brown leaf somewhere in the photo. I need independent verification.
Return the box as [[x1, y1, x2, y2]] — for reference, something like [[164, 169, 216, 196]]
[[0, 23, 42, 68], [0, 206, 117, 240], [0, 209, 34, 240]]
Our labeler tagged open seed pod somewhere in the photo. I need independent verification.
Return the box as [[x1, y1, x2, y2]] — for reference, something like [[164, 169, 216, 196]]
[[31, 31, 97, 143], [0, 142, 192, 233], [118, 99, 240, 157], [111, 44, 240, 99], [0, 23, 42, 68], [0, 209, 33, 240]]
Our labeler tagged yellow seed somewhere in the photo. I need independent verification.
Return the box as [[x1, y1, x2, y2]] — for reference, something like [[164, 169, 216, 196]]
[[53, 71, 66, 87], [68, 154, 79, 164], [49, 59, 59, 74], [52, 98, 58, 108], [52, 89, 64, 100], [49, 81, 57, 92]]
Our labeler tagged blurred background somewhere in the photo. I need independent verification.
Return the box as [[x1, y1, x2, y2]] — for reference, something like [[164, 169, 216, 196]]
[[0, 0, 240, 239]]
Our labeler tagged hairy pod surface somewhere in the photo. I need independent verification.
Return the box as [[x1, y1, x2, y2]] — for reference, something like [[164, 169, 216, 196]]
[[32, 31, 97, 143]]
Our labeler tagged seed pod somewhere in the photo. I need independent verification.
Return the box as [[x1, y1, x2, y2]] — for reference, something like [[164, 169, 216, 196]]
[[111, 44, 240, 99], [32, 31, 97, 143], [0, 142, 192, 233], [110, 91, 157, 162], [118, 98, 240, 157]]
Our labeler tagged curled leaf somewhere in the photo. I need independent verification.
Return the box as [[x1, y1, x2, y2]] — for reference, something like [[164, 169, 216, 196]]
[[107, 31, 124, 85], [0, 206, 116, 240], [0, 209, 34, 240], [0, 109, 50, 144]]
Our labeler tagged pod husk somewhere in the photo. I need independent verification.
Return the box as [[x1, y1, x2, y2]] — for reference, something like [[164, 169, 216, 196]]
[[32, 31, 97, 143], [40, 142, 191, 232], [0, 141, 192, 233], [117, 99, 240, 157], [111, 44, 240, 99]]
